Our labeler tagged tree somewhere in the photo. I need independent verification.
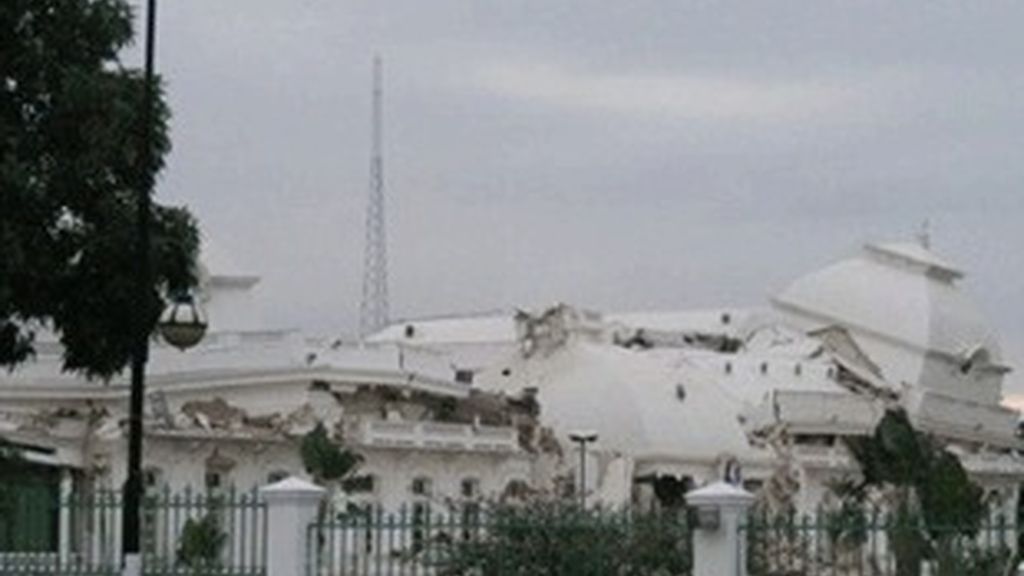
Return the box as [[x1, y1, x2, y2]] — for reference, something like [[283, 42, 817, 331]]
[[300, 422, 362, 563], [300, 422, 362, 488], [176, 511, 227, 574], [439, 499, 691, 576], [837, 409, 993, 576], [1, 0, 200, 379]]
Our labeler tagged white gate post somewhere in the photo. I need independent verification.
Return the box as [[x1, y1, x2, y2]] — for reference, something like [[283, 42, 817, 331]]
[[686, 481, 756, 576], [260, 477, 325, 576]]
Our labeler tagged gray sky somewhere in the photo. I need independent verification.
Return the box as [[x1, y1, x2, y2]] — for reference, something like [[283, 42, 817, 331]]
[[140, 1, 1023, 389]]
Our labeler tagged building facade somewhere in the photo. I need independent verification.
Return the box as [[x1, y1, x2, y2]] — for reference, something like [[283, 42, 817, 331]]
[[1, 239, 1020, 522]]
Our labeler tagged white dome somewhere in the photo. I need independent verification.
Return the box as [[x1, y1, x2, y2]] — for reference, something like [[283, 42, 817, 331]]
[[774, 241, 1001, 365], [478, 343, 763, 467]]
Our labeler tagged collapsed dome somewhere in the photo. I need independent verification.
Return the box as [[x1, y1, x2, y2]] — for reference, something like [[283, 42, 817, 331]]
[[773, 241, 1006, 400]]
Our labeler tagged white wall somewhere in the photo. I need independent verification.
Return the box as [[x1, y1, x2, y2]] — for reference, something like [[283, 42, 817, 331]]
[[96, 435, 531, 511], [344, 448, 532, 512]]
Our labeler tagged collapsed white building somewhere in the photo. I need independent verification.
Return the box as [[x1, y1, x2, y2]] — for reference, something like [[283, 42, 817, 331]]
[[1, 239, 1020, 518], [0, 255, 535, 511], [370, 240, 1023, 514]]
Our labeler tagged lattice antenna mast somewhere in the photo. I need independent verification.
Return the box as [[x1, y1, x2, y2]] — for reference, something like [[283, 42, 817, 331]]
[[360, 56, 390, 337]]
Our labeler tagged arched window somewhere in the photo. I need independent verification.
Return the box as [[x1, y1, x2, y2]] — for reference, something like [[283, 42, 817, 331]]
[[460, 480, 483, 540], [460, 478, 480, 499], [143, 467, 163, 494], [502, 479, 530, 501], [266, 470, 289, 484]]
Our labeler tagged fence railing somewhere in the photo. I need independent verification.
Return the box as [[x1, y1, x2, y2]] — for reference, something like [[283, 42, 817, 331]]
[[307, 502, 693, 576], [0, 488, 267, 576], [743, 507, 1020, 576]]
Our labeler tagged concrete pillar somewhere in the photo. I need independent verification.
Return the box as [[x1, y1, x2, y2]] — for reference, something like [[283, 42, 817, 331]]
[[686, 481, 756, 576], [260, 476, 325, 576], [121, 555, 142, 576], [58, 468, 73, 565]]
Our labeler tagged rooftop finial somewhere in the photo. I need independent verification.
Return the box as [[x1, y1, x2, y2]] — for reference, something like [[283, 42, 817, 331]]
[[916, 219, 931, 249]]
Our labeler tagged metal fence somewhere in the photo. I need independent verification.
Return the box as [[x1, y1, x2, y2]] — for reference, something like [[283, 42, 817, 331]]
[[307, 502, 693, 576], [0, 488, 267, 576], [743, 507, 1019, 576]]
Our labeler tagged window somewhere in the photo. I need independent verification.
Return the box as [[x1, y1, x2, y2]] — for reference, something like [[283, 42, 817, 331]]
[[743, 480, 764, 494], [461, 502, 481, 541], [266, 470, 289, 484], [985, 490, 1006, 515], [411, 477, 432, 497], [204, 449, 235, 494], [961, 347, 991, 376], [411, 502, 428, 551], [460, 478, 480, 499], [141, 467, 164, 556], [502, 479, 530, 500], [345, 475, 377, 494], [143, 467, 162, 491], [205, 471, 224, 491]]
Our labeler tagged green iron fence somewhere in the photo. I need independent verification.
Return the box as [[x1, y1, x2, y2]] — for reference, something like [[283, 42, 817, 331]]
[[0, 489, 120, 575], [307, 502, 693, 576], [743, 506, 1020, 576], [142, 487, 267, 576], [0, 487, 267, 576]]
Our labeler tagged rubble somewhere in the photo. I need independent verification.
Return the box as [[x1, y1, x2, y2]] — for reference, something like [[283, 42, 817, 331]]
[[181, 397, 246, 430]]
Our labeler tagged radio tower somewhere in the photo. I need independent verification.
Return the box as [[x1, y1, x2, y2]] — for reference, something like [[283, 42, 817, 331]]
[[360, 56, 389, 337]]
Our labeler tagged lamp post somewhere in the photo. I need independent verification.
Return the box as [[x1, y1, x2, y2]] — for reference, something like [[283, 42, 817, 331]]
[[121, 1, 207, 574], [122, 293, 206, 576], [568, 430, 598, 509]]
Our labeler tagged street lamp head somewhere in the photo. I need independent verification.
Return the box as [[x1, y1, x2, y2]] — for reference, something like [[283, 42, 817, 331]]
[[568, 430, 599, 444], [158, 293, 207, 350]]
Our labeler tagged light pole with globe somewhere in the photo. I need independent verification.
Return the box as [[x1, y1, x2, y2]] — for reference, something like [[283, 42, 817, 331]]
[[120, 0, 208, 574], [568, 430, 599, 509]]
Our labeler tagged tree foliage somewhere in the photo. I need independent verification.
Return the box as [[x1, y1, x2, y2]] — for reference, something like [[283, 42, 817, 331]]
[[439, 500, 691, 576], [842, 409, 985, 534], [176, 510, 227, 573], [300, 422, 362, 485], [1, 0, 200, 378], [837, 409, 991, 576]]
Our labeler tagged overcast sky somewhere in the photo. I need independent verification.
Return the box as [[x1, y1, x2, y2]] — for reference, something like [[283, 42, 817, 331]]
[[137, 2, 1023, 389]]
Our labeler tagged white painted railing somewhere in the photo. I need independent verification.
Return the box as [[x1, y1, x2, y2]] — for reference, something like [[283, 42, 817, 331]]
[[351, 420, 518, 452]]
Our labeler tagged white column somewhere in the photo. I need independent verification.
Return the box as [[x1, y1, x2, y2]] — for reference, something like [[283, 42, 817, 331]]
[[260, 476, 325, 576], [59, 468, 73, 565], [686, 481, 756, 576], [121, 555, 141, 576]]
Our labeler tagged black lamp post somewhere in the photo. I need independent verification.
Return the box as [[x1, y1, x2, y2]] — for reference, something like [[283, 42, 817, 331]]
[[568, 430, 598, 509], [121, 1, 206, 573]]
